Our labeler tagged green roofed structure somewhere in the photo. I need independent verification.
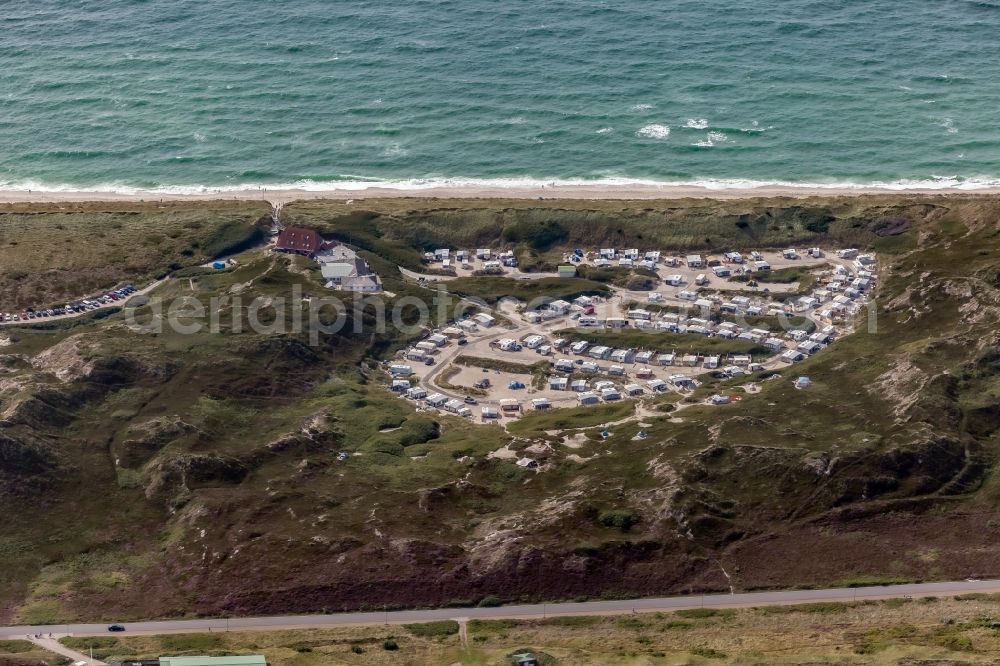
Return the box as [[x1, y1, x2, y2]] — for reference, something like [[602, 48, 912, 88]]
[[159, 657, 266, 666]]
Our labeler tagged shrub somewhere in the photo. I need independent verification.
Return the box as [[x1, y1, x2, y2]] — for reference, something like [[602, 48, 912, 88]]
[[758, 601, 847, 615], [382, 639, 399, 651], [598, 509, 638, 532], [615, 617, 648, 630], [202, 221, 265, 258], [541, 616, 599, 628], [936, 633, 973, 652], [691, 647, 727, 659], [478, 595, 503, 607], [351, 645, 364, 654], [0, 640, 34, 653], [159, 633, 223, 651], [501, 220, 568, 250], [675, 608, 734, 620], [404, 621, 460, 637], [445, 598, 475, 608], [663, 620, 692, 630]]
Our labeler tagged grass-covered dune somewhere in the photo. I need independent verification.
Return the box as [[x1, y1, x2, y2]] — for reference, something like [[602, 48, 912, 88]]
[[277, 194, 974, 273], [445, 275, 611, 306], [0, 200, 270, 310], [3, 194, 1000, 625]]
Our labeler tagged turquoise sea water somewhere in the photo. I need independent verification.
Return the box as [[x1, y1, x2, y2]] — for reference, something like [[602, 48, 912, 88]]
[[2, 0, 1000, 192]]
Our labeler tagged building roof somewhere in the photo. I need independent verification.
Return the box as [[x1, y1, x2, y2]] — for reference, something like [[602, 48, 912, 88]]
[[340, 274, 382, 291], [159, 657, 267, 666], [316, 245, 356, 263], [276, 226, 324, 254], [321, 261, 362, 280]]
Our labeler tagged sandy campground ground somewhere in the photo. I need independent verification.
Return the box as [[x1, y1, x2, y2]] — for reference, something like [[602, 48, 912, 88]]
[[3, 183, 1000, 205]]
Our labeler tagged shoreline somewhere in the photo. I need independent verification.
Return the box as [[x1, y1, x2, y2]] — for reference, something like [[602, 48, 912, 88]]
[[3, 182, 1000, 204]]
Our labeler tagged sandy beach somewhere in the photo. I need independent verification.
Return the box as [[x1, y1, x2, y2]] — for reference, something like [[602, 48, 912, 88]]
[[2, 183, 1000, 205]]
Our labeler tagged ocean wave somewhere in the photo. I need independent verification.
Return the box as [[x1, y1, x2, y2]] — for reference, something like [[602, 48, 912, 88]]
[[679, 119, 767, 134], [630, 103, 655, 111], [692, 131, 729, 147], [4, 174, 1000, 196], [636, 124, 670, 139], [939, 117, 959, 134], [381, 143, 408, 157], [596, 127, 614, 134]]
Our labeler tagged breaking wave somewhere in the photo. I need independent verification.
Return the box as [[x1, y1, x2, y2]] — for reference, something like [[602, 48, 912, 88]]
[[4, 174, 1000, 197], [636, 124, 670, 139]]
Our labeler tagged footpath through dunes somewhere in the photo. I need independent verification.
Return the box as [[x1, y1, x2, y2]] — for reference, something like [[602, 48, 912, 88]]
[[4, 194, 1000, 625]]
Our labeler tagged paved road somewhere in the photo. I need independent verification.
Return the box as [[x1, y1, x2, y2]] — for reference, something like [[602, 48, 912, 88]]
[[3, 579, 999, 639]]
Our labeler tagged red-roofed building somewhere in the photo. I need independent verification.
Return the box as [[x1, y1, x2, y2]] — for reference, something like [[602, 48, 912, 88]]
[[275, 226, 327, 257]]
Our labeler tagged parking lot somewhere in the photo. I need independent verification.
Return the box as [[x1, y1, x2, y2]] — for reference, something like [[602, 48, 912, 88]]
[[1, 283, 141, 325]]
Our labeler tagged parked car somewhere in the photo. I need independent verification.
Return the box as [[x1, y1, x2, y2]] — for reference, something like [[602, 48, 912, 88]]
[[463, 395, 477, 404]]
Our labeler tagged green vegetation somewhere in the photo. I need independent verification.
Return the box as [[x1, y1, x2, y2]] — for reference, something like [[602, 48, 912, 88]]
[[454, 354, 549, 375], [501, 219, 569, 250], [691, 646, 728, 659], [158, 633, 224, 652], [8, 193, 1000, 632], [834, 575, 917, 588], [598, 509, 638, 532], [0, 639, 60, 666], [507, 401, 634, 435], [444, 275, 610, 306], [738, 312, 816, 333], [0, 641, 33, 654], [756, 601, 848, 615], [731, 265, 816, 285], [539, 615, 601, 628], [57, 594, 1000, 664], [279, 196, 892, 261], [675, 608, 736, 620], [0, 200, 269, 310], [574, 264, 659, 290], [403, 620, 460, 637], [60, 637, 119, 650], [554, 327, 771, 356]]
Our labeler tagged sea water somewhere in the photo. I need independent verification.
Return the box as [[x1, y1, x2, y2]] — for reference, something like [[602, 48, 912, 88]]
[[1, 0, 999, 192]]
